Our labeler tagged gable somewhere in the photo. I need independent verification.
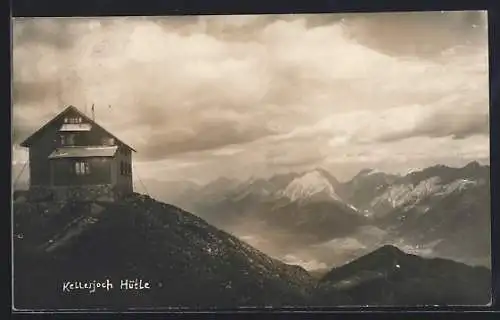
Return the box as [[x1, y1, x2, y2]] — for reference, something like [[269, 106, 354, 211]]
[[19, 105, 136, 152]]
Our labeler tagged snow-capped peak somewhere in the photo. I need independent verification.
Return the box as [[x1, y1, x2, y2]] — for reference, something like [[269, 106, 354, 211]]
[[282, 170, 342, 202]]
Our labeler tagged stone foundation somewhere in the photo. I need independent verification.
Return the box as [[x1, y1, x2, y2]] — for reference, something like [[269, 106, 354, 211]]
[[28, 184, 117, 202]]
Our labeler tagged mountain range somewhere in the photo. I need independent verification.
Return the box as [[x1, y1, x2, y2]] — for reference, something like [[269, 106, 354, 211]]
[[145, 161, 490, 269]]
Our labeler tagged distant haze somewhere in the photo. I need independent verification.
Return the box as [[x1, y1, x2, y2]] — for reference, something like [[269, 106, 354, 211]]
[[12, 11, 489, 184]]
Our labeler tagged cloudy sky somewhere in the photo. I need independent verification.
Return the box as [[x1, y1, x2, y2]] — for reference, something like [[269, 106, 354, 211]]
[[11, 11, 489, 184]]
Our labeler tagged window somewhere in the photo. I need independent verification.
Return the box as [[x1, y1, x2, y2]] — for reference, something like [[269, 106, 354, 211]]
[[75, 161, 90, 175], [65, 117, 82, 124], [120, 162, 132, 176], [61, 134, 76, 146]]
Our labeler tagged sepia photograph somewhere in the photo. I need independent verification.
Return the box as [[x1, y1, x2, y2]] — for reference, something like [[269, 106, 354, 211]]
[[12, 11, 491, 310]]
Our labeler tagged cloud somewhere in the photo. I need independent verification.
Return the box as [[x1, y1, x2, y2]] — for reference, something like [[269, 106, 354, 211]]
[[343, 11, 487, 59], [11, 12, 489, 183], [136, 117, 277, 160], [12, 80, 61, 105], [377, 109, 489, 142], [12, 18, 80, 50]]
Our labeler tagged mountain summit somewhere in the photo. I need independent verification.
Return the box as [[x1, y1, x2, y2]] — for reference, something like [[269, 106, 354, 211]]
[[317, 245, 491, 306], [282, 169, 343, 203]]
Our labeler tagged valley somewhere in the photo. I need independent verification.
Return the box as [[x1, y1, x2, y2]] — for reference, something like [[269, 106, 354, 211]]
[[144, 161, 491, 271]]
